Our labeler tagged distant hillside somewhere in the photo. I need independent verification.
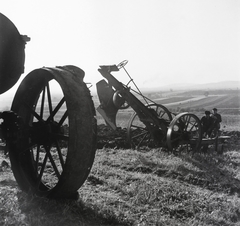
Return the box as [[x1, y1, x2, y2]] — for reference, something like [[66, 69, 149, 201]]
[[190, 81, 240, 90], [142, 80, 240, 92]]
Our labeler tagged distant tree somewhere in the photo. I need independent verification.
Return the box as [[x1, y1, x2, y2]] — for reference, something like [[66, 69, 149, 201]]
[[204, 91, 209, 97]]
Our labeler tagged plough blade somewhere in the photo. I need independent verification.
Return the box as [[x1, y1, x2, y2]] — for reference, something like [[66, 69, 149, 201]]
[[96, 79, 118, 130]]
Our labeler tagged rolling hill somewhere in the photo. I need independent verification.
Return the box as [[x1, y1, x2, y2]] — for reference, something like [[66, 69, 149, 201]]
[[142, 80, 240, 92]]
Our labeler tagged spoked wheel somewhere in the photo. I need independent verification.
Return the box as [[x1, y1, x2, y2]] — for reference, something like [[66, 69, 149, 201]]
[[127, 104, 172, 149], [8, 66, 97, 198], [167, 113, 202, 153]]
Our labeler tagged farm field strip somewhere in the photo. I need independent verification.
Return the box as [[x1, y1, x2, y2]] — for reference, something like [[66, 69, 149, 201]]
[[165, 96, 226, 108], [161, 95, 209, 106]]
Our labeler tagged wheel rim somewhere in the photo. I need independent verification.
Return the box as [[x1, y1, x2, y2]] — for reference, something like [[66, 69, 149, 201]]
[[167, 113, 202, 153], [9, 66, 97, 198], [127, 104, 172, 149]]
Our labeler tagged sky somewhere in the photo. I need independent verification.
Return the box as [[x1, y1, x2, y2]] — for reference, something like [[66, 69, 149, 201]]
[[1, 0, 240, 101]]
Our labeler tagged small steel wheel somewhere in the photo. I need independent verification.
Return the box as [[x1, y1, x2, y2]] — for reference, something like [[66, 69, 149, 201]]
[[127, 104, 172, 149], [167, 113, 202, 153], [8, 66, 97, 198], [117, 60, 128, 69]]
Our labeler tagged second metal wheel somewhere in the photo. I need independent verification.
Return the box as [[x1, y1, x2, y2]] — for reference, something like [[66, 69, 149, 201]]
[[127, 104, 172, 149], [167, 113, 202, 153]]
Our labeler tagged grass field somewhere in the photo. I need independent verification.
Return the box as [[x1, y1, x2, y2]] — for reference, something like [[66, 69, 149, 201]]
[[1, 141, 240, 225], [0, 88, 239, 225]]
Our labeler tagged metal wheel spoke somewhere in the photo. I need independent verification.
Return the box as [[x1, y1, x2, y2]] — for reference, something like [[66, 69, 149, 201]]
[[58, 111, 68, 127], [40, 87, 46, 118], [188, 121, 198, 132], [23, 102, 43, 122], [47, 97, 65, 122], [159, 111, 165, 118], [152, 106, 157, 111], [37, 154, 48, 186], [44, 145, 61, 179], [136, 132, 149, 148], [184, 115, 191, 131], [132, 130, 149, 140], [35, 144, 41, 171], [29, 148, 36, 169], [155, 106, 164, 118], [54, 140, 65, 169], [46, 83, 53, 115]]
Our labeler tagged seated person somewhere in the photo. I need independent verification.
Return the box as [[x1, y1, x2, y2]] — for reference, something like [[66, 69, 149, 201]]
[[201, 111, 214, 138]]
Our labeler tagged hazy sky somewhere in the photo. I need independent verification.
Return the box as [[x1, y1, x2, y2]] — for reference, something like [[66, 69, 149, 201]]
[[1, 0, 240, 98]]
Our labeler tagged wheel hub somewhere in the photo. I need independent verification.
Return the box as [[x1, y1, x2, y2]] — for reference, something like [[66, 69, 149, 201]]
[[31, 120, 60, 145]]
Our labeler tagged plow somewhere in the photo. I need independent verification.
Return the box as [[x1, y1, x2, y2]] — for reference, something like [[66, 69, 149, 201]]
[[96, 60, 202, 152], [0, 13, 229, 199]]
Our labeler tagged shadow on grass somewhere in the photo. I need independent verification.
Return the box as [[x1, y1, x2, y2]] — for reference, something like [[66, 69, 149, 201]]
[[120, 148, 240, 196], [16, 191, 129, 226], [180, 151, 240, 195], [173, 150, 240, 195], [0, 178, 17, 187]]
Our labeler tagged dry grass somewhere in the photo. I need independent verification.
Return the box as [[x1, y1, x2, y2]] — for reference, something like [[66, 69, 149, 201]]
[[222, 114, 240, 131], [0, 153, 116, 226], [79, 146, 240, 225], [1, 136, 240, 225]]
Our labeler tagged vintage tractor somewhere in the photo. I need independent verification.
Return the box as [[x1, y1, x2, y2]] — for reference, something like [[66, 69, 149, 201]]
[[0, 13, 97, 198]]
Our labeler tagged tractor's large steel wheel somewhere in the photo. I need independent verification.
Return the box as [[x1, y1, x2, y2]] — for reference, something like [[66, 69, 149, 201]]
[[167, 113, 202, 153], [127, 104, 172, 149], [8, 66, 97, 198]]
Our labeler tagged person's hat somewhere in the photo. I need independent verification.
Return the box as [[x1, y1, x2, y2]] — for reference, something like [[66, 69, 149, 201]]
[[213, 108, 217, 111], [205, 111, 210, 115]]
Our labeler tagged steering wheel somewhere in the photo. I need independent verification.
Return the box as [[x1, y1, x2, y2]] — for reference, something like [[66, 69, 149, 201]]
[[117, 60, 128, 69]]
